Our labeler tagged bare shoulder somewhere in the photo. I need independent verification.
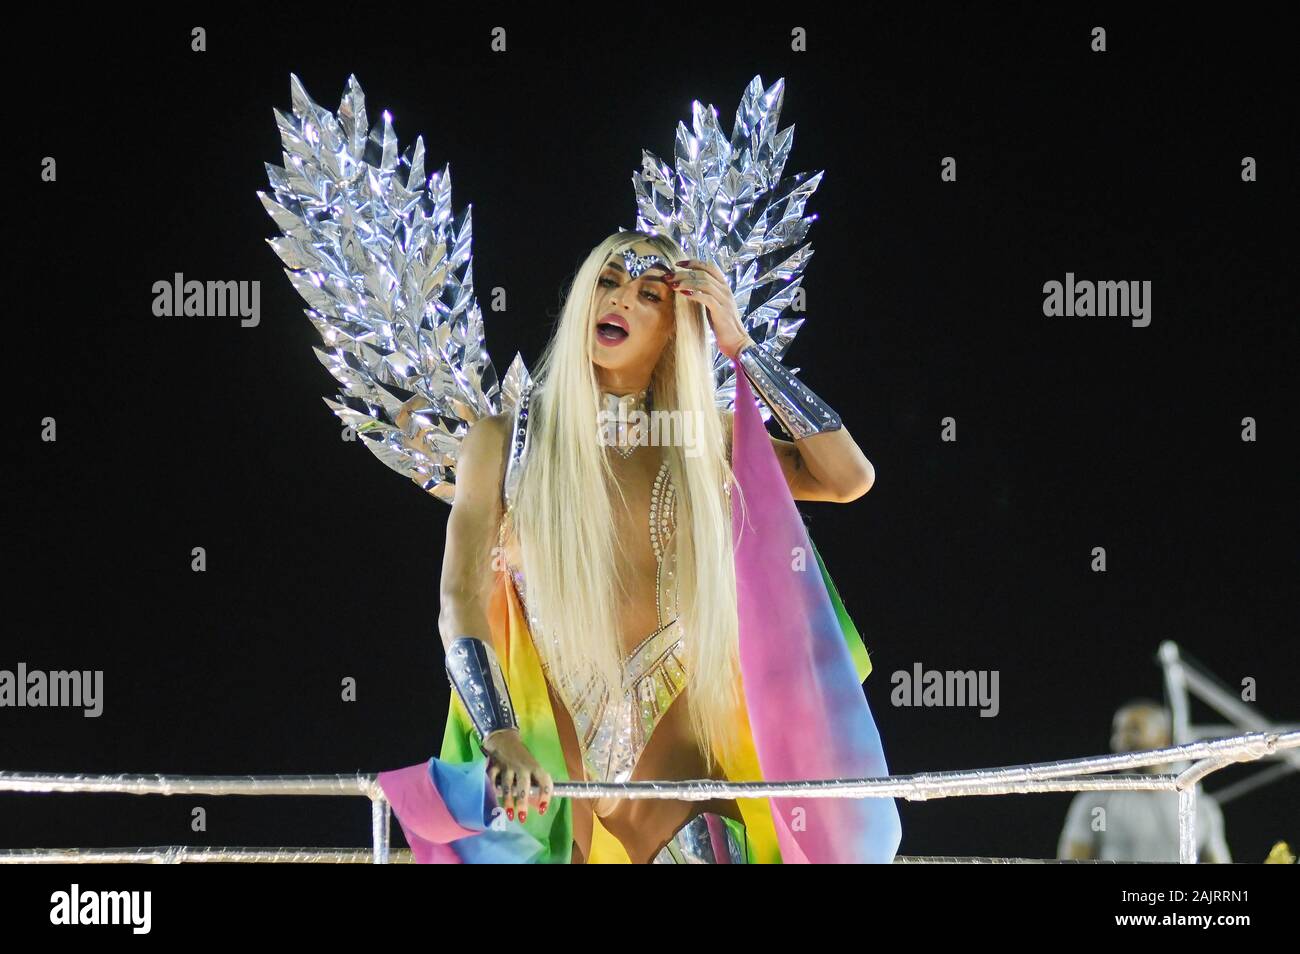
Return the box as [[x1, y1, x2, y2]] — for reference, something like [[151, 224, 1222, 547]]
[[471, 411, 512, 441], [454, 413, 512, 507]]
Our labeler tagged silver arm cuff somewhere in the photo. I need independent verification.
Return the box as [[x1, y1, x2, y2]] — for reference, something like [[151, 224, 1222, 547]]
[[445, 636, 518, 744], [736, 343, 842, 440]]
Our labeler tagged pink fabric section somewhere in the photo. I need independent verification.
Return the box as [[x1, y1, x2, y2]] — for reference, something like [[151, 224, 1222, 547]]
[[376, 763, 473, 864], [729, 356, 901, 863], [703, 813, 735, 863]]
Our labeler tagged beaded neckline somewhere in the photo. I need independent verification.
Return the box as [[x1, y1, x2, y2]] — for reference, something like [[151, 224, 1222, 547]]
[[601, 387, 651, 459]]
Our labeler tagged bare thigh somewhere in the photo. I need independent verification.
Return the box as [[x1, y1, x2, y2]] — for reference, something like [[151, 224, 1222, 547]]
[[595, 689, 744, 863]]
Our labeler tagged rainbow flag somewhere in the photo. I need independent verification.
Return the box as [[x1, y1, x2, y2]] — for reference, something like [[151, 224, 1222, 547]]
[[378, 357, 901, 862]]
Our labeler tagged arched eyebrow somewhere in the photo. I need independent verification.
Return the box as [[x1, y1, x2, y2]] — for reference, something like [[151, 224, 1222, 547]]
[[601, 259, 671, 282]]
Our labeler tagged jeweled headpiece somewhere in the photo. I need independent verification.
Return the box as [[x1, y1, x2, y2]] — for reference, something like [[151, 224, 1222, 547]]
[[621, 248, 669, 278]]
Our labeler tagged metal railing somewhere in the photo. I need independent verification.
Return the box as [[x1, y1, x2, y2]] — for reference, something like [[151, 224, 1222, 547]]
[[3, 728, 1294, 864]]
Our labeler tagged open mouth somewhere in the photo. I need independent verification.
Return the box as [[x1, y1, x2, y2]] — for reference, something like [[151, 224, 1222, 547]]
[[596, 314, 630, 345]]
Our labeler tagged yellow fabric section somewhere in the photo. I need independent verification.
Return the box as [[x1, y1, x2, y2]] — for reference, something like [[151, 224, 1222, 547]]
[[490, 575, 571, 783], [586, 816, 633, 863], [714, 669, 783, 864]]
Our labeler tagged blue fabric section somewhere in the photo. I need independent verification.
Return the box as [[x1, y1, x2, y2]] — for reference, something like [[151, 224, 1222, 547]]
[[427, 756, 548, 863], [427, 756, 491, 829]]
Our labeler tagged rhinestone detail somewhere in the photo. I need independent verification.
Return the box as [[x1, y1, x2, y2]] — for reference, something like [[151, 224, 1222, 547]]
[[504, 458, 681, 783]]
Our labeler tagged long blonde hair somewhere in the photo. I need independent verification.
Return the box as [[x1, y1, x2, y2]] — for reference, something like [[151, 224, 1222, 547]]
[[509, 230, 746, 771]]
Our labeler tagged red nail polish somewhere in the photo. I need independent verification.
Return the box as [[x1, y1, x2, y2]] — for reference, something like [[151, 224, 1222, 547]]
[[676, 259, 689, 266], [506, 807, 513, 819], [519, 810, 527, 822]]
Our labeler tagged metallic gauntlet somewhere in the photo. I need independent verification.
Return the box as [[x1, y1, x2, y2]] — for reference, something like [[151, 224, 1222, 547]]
[[736, 342, 842, 440], [445, 636, 518, 746]]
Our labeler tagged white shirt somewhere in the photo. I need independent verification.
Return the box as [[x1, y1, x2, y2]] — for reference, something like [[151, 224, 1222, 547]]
[[1058, 787, 1230, 862]]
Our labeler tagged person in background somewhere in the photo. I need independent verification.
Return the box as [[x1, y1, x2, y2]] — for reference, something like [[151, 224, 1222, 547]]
[[1058, 699, 1231, 862]]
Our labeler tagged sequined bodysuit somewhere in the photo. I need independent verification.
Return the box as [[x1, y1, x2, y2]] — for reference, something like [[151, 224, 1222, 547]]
[[498, 383, 686, 787]]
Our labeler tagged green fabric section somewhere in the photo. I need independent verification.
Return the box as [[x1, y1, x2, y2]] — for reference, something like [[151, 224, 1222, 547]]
[[439, 693, 479, 762], [809, 534, 873, 682], [723, 815, 754, 864], [439, 694, 574, 863]]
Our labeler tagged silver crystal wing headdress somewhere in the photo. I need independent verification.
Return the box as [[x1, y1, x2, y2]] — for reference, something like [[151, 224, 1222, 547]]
[[258, 74, 530, 505], [628, 74, 823, 424]]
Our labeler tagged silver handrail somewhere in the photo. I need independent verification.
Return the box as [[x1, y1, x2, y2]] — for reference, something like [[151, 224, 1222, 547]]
[[3, 729, 1294, 864]]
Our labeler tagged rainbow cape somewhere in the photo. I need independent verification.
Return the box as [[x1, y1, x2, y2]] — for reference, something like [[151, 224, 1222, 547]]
[[378, 358, 901, 862]]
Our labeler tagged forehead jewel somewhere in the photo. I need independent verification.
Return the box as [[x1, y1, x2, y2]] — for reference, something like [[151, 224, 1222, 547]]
[[622, 248, 668, 278]]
